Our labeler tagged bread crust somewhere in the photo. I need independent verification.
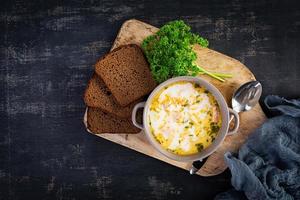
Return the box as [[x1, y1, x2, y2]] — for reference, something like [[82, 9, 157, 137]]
[[84, 74, 140, 118], [87, 107, 140, 134], [94, 44, 157, 106]]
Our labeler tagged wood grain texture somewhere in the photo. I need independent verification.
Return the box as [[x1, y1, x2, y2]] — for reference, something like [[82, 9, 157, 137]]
[[86, 19, 267, 176]]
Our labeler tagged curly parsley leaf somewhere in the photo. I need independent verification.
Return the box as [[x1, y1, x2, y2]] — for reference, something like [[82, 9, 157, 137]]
[[142, 20, 231, 83]]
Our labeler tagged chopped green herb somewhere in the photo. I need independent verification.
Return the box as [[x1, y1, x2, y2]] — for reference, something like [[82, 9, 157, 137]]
[[169, 149, 176, 153], [210, 122, 220, 133], [195, 143, 204, 152], [207, 111, 212, 117]]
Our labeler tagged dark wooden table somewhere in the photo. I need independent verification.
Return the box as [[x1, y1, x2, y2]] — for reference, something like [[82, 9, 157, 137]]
[[1, 0, 299, 199]]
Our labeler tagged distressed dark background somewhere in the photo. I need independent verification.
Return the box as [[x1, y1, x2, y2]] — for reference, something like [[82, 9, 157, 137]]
[[1, 0, 299, 199]]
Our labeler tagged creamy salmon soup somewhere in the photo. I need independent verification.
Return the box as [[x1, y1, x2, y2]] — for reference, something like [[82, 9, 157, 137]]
[[148, 81, 222, 155]]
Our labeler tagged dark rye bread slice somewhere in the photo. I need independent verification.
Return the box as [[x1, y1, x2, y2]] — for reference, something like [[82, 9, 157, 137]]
[[84, 74, 139, 118], [87, 107, 140, 134], [95, 44, 157, 106]]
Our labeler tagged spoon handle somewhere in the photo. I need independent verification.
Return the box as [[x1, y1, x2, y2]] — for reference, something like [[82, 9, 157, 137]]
[[189, 157, 208, 175]]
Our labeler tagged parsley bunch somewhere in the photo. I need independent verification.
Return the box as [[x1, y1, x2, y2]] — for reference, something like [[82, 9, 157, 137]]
[[142, 20, 232, 83]]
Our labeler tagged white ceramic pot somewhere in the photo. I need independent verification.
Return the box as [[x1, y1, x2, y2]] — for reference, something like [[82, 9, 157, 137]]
[[132, 76, 239, 162]]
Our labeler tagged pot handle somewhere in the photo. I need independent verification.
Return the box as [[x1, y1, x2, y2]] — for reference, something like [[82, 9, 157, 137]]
[[132, 102, 146, 130], [227, 108, 240, 135]]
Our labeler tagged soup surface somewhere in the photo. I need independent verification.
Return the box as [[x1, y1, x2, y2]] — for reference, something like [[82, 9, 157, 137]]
[[148, 81, 222, 155]]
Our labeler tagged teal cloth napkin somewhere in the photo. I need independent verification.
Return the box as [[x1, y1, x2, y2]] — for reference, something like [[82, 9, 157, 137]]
[[215, 95, 300, 200]]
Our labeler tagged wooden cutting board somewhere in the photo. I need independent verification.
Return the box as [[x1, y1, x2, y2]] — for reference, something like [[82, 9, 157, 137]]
[[84, 19, 266, 176]]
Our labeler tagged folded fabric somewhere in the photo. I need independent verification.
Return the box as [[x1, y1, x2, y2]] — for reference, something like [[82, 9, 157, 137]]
[[215, 95, 300, 200]]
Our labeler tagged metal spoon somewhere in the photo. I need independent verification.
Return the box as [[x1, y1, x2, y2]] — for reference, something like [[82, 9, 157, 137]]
[[227, 80, 262, 134], [189, 80, 262, 174]]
